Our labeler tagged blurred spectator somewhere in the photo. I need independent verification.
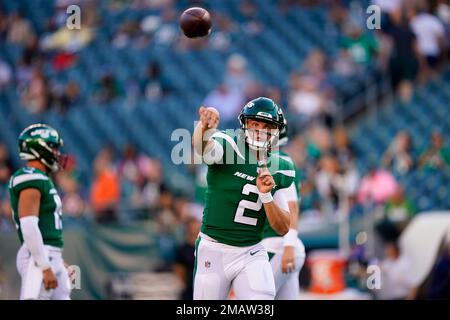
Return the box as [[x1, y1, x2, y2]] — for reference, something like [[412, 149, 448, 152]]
[[0, 143, 14, 231], [0, 10, 8, 40], [288, 74, 329, 123], [173, 217, 200, 300], [357, 166, 398, 205], [305, 125, 333, 159], [41, 3, 95, 53], [341, 22, 379, 65], [41, 24, 94, 52], [419, 131, 450, 170], [298, 179, 321, 213], [21, 70, 49, 114], [141, 62, 171, 101], [94, 72, 124, 104], [299, 49, 329, 90], [55, 157, 86, 219], [382, 131, 415, 175], [7, 11, 35, 45], [90, 148, 120, 223], [315, 154, 359, 215], [410, 5, 446, 74], [208, 13, 234, 51], [331, 126, 356, 170], [0, 59, 12, 89], [239, 0, 263, 35], [386, 10, 423, 102], [203, 84, 244, 126], [332, 50, 358, 77], [375, 186, 416, 242], [15, 56, 34, 89], [377, 241, 416, 300], [117, 144, 161, 213], [154, 185, 180, 271], [112, 20, 141, 48], [0, 143, 15, 185], [224, 54, 254, 95], [153, 7, 178, 45], [51, 81, 81, 113]]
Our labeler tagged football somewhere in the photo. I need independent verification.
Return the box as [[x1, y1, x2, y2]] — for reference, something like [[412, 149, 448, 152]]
[[179, 7, 212, 38]]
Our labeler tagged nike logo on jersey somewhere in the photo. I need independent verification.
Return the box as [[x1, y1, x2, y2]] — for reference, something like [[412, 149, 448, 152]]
[[249, 250, 260, 256], [234, 171, 256, 181]]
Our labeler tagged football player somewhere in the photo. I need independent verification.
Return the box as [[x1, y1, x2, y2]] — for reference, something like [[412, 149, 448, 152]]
[[9, 124, 71, 299], [192, 97, 295, 300], [261, 113, 306, 300]]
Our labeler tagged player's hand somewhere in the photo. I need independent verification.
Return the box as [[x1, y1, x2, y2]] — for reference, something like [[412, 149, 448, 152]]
[[256, 165, 275, 194], [199, 106, 220, 130], [43, 268, 58, 290], [281, 246, 296, 274]]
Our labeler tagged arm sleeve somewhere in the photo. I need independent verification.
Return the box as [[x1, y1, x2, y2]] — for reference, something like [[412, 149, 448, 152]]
[[20, 216, 51, 270]]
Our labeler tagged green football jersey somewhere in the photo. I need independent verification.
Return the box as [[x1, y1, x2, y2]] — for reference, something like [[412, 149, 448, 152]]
[[201, 131, 295, 247], [262, 151, 301, 239], [9, 167, 63, 248]]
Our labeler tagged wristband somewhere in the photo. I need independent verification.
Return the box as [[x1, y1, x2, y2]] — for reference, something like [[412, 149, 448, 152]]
[[259, 192, 273, 204], [283, 228, 298, 247]]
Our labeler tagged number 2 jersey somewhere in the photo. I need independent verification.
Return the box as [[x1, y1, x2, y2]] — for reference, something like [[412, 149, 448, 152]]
[[9, 167, 63, 248], [201, 131, 295, 247]]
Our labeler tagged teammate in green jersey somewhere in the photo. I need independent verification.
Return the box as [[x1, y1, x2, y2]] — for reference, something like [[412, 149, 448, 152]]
[[192, 97, 295, 300], [9, 124, 71, 299], [262, 113, 306, 300]]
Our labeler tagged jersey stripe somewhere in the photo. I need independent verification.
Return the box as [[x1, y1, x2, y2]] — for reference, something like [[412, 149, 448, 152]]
[[274, 170, 295, 177], [211, 131, 245, 160], [272, 153, 294, 164], [12, 173, 49, 187]]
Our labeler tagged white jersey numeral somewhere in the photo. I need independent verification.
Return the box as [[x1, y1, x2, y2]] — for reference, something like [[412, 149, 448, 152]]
[[53, 193, 63, 230], [234, 184, 263, 226]]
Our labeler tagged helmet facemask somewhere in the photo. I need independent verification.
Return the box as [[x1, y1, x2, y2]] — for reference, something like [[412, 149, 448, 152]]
[[242, 119, 280, 152], [21, 138, 67, 173]]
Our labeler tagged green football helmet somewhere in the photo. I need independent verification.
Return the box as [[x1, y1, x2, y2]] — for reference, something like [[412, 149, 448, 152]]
[[238, 97, 285, 151], [18, 124, 66, 172]]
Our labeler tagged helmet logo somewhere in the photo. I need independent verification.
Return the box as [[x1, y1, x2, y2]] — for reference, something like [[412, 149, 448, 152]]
[[30, 129, 58, 139], [256, 111, 272, 118], [245, 102, 254, 109]]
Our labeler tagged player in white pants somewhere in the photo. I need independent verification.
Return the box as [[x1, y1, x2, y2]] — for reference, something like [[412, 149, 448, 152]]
[[9, 124, 72, 300], [192, 98, 295, 300], [16, 244, 71, 300]]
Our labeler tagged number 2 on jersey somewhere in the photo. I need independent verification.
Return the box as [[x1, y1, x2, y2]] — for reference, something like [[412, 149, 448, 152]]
[[234, 184, 262, 226]]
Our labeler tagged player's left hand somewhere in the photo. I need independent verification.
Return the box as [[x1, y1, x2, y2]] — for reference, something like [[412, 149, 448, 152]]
[[256, 165, 275, 194], [281, 246, 296, 273]]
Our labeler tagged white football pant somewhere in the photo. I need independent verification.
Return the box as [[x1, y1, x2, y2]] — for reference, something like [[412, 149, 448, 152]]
[[193, 232, 275, 300], [16, 244, 71, 300]]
